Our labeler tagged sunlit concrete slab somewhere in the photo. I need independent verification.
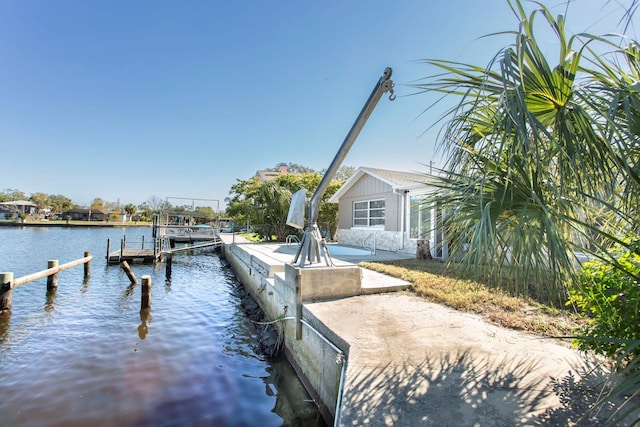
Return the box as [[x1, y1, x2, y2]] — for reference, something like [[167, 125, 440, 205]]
[[305, 292, 604, 426]]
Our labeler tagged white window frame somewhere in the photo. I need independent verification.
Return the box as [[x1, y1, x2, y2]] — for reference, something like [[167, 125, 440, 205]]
[[352, 199, 385, 229]]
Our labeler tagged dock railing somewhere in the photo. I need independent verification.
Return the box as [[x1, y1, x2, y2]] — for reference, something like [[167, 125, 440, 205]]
[[363, 233, 376, 255], [106, 236, 163, 264], [1, 252, 92, 312]]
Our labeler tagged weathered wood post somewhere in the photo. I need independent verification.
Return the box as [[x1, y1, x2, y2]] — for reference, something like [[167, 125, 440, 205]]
[[84, 251, 91, 278], [106, 239, 111, 262], [120, 260, 138, 284], [141, 275, 151, 309], [47, 260, 59, 291], [141, 235, 145, 250], [416, 240, 432, 261], [165, 255, 172, 279], [0, 272, 13, 312]]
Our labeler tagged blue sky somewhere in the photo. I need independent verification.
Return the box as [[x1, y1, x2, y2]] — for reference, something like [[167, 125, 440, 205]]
[[0, 1, 633, 210]]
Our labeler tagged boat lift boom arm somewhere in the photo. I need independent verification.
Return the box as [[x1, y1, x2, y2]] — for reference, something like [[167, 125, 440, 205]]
[[294, 67, 395, 267]]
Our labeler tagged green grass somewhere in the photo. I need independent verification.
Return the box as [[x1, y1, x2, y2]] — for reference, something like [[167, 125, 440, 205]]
[[360, 259, 585, 337], [238, 232, 262, 242]]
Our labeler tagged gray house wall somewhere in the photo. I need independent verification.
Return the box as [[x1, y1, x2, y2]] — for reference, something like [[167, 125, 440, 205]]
[[334, 174, 408, 252], [336, 174, 402, 231], [331, 169, 446, 256]]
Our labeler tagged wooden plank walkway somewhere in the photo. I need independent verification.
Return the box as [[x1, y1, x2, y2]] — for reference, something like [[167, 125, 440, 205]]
[[107, 249, 159, 264]]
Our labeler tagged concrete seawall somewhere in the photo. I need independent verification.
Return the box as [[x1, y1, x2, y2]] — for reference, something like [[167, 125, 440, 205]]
[[222, 242, 353, 423]]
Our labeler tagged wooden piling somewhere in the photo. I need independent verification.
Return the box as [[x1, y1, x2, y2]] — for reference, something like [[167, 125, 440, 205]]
[[47, 260, 59, 291], [0, 272, 13, 312], [165, 255, 172, 278], [1, 254, 92, 312], [120, 260, 138, 284], [84, 251, 91, 278], [141, 275, 151, 309]]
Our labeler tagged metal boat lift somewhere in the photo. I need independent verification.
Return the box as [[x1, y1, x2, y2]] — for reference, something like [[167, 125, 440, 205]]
[[289, 67, 395, 267]]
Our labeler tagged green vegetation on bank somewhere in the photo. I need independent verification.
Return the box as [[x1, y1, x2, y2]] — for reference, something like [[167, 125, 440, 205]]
[[226, 164, 353, 242], [569, 244, 640, 361]]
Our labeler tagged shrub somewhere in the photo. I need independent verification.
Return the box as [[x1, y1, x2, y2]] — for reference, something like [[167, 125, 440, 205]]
[[568, 243, 640, 361]]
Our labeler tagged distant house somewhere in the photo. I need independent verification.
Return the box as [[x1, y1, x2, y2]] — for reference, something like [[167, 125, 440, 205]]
[[328, 166, 446, 258], [255, 163, 289, 182], [63, 208, 107, 221], [0, 200, 38, 219], [0, 206, 15, 220]]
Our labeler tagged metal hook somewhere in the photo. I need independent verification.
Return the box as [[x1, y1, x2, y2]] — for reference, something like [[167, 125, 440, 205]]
[[383, 80, 396, 101]]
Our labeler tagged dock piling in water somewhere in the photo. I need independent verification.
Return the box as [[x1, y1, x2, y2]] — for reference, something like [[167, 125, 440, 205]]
[[165, 255, 172, 279], [120, 260, 138, 284], [0, 253, 92, 312], [0, 272, 14, 312], [84, 252, 91, 278], [47, 260, 59, 291], [141, 275, 151, 309]]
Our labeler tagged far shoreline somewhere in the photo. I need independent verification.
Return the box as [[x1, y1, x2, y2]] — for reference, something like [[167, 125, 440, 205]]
[[0, 220, 152, 228]]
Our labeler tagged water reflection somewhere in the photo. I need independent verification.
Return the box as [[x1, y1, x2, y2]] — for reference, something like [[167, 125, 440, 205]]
[[81, 276, 90, 294], [136, 361, 240, 427], [138, 308, 151, 340], [45, 288, 57, 312], [121, 281, 137, 304], [0, 312, 9, 344]]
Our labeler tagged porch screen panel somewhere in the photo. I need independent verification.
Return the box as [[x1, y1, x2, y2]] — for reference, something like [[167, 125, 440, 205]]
[[410, 195, 431, 239]]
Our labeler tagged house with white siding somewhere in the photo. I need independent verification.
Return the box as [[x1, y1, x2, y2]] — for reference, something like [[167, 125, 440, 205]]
[[0, 200, 37, 219], [328, 166, 447, 258]]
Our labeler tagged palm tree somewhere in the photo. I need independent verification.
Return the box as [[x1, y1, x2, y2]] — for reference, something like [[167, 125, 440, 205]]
[[414, 0, 639, 423], [415, 0, 639, 304], [124, 204, 137, 221], [254, 179, 293, 241]]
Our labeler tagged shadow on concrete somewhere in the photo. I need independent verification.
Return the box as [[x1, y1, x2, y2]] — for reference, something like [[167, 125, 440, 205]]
[[541, 365, 640, 426], [339, 349, 627, 426]]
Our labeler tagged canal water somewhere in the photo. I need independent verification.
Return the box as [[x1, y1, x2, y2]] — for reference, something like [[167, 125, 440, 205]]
[[0, 226, 326, 427]]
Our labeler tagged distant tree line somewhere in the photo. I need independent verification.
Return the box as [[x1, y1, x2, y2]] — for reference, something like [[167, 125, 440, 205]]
[[0, 189, 188, 222], [226, 164, 354, 241]]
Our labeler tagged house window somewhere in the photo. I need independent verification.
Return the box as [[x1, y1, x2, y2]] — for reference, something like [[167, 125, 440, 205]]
[[409, 195, 431, 239], [353, 199, 385, 227]]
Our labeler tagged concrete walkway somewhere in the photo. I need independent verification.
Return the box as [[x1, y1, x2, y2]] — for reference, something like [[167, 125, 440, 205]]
[[219, 236, 610, 426], [306, 293, 601, 426]]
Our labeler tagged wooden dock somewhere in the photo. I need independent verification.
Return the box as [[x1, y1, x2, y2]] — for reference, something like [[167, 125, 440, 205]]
[[107, 248, 160, 264], [106, 225, 223, 265]]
